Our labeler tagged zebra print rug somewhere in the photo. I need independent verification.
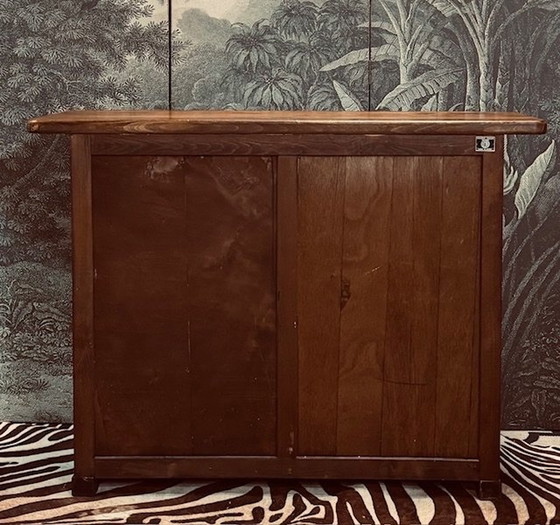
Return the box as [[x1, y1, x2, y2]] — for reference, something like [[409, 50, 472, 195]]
[[1, 422, 560, 524]]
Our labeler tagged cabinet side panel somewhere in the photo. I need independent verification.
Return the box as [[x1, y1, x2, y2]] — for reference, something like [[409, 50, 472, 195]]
[[93, 156, 191, 456], [479, 138, 503, 480], [336, 157, 393, 456], [298, 157, 345, 455], [381, 157, 443, 457], [71, 135, 95, 477], [182, 156, 276, 456], [434, 156, 482, 457]]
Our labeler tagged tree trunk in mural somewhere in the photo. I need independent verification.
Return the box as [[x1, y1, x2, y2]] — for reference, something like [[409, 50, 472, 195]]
[[479, 55, 494, 111]]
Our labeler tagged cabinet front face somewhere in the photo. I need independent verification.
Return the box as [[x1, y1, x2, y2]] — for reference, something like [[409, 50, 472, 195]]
[[92, 155, 277, 456], [26, 105, 535, 494], [87, 147, 488, 468], [297, 156, 482, 458]]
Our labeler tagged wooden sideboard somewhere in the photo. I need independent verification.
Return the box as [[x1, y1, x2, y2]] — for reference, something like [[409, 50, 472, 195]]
[[28, 111, 546, 498]]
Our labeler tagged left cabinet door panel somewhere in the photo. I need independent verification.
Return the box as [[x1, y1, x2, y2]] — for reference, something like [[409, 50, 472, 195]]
[[92, 156, 277, 456]]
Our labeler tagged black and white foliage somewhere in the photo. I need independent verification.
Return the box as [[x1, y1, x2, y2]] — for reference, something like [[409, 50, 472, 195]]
[[174, 0, 370, 111], [2, 0, 560, 428]]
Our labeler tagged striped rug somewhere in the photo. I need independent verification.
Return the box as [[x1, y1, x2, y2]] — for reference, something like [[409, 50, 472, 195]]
[[1, 422, 559, 524]]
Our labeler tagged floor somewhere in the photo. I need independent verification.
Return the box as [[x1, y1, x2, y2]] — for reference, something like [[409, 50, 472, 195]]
[[1, 423, 560, 524]]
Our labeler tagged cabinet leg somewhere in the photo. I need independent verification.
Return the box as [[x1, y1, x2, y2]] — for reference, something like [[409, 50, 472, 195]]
[[72, 475, 99, 496], [477, 480, 501, 500]]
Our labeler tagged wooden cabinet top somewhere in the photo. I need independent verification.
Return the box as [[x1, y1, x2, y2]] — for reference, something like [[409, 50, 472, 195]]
[[28, 110, 546, 136]]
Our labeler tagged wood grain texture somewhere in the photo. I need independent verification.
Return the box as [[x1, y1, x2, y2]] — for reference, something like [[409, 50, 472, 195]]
[[71, 135, 95, 479], [179, 156, 276, 456], [381, 158, 416, 388], [469, 235, 482, 459], [93, 155, 276, 456], [28, 110, 547, 135], [297, 155, 482, 459], [434, 156, 482, 458], [276, 157, 299, 459], [479, 138, 504, 481], [95, 456, 479, 481], [381, 157, 443, 457], [91, 134, 478, 157], [297, 157, 346, 455], [92, 156, 191, 456], [336, 157, 394, 456]]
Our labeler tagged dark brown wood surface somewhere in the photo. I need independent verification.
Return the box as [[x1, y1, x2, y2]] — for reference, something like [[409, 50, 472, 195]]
[[381, 157, 443, 458], [183, 156, 276, 456], [297, 155, 481, 458], [479, 136, 505, 483], [297, 157, 346, 455], [28, 110, 546, 135], [49, 116, 534, 496], [92, 155, 276, 456], [95, 456, 480, 481], [90, 134, 480, 157], [276, 157, 299, 459], [71, 135, 95, 480], [93, 156, 190, 456], [433, 157, 481, 458], [336, 157, 393, 456]]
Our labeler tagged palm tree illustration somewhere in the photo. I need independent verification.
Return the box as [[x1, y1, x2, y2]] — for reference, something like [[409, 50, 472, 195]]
[[319, 0, 368, 52], [271, 0, 318, 41], [226, 20, 284, 73]]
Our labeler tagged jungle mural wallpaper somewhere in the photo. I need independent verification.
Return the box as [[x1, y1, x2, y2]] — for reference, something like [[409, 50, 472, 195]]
[[0, 0, 559, 428]]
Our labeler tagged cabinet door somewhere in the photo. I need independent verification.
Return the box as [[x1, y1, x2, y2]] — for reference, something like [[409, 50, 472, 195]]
[[297, 156, 481, 458], [92, 155, 277, 456]]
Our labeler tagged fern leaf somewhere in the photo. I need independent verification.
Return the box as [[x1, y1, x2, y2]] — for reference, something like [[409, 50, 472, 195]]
[[515, 141, 557, 219], [377, 68, 463, 110]]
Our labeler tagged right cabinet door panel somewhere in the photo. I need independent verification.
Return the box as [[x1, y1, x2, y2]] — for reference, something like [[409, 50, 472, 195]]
[[297, 156, 482, 458]]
